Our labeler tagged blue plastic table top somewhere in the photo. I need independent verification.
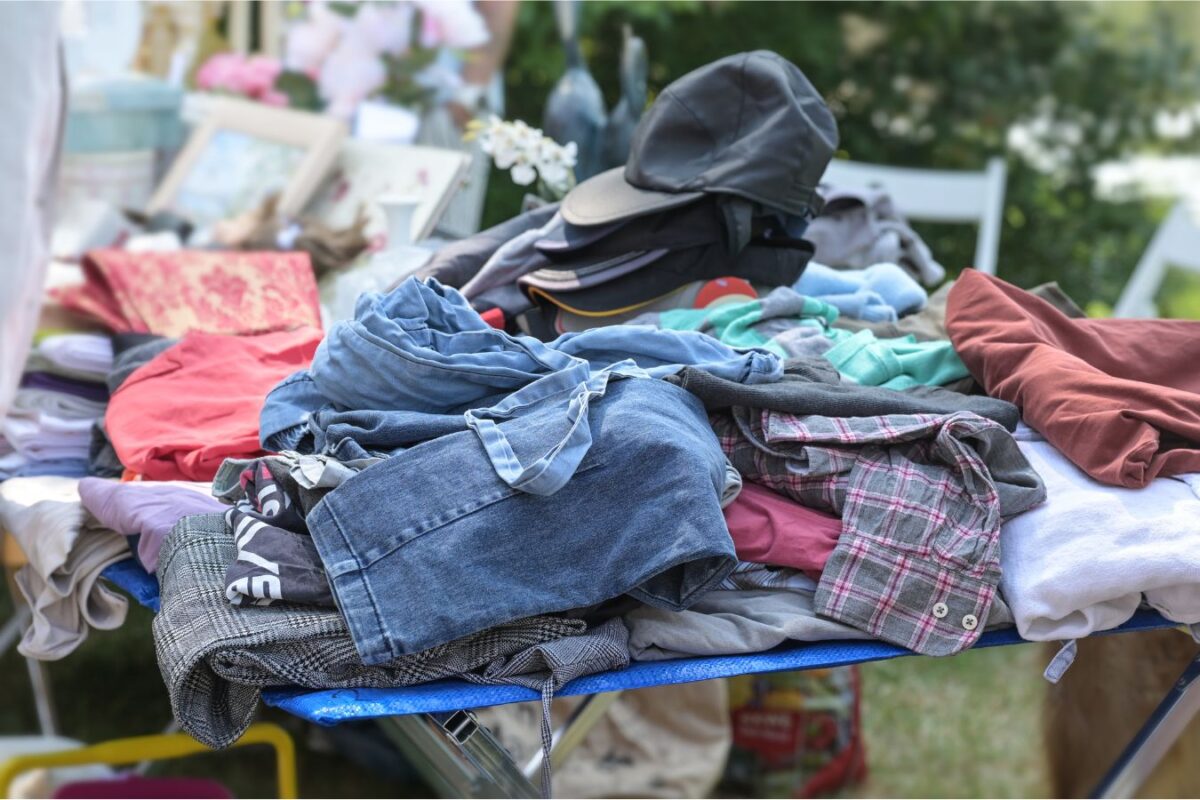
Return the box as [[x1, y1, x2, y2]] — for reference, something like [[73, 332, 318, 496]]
[[101, 558, 1178, 726]]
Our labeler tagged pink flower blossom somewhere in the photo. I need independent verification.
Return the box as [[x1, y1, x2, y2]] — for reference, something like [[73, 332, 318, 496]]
[[259, 89, 290, 107], [318, 31, 387, 120], [236, 55, 283, 97], [415, 0, 489, 49], [196, 51, 285, 104], [196, 52, 245, 92], [284, 2, 345, 75]]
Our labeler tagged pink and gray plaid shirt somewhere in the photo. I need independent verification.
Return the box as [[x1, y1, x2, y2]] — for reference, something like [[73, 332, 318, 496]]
[[714, 408, 1044, 656]]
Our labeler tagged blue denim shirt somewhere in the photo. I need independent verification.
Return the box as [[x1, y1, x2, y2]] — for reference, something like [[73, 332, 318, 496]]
[[261, 278, 780, 495]]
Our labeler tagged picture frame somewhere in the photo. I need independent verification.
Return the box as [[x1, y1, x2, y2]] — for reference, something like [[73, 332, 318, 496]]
[[305, 139, 471, 244], [147, 96, 345, 227]]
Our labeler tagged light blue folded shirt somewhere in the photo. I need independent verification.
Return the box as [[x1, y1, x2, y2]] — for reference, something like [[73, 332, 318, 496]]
[[795, 261, 927, 322]]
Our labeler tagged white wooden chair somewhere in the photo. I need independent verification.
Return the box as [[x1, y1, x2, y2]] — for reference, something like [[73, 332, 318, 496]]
[[821, 157, 1008, 275], [1113, 202, 1200, 318]]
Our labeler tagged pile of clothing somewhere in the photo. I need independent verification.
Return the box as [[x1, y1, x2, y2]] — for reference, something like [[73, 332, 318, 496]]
[[5, 49, 1200, 798], [0, 333, 112, 480], [0, 251, 327, 660]]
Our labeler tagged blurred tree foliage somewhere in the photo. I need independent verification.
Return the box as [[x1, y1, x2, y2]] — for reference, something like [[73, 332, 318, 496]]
[[482, 1, 1200, 306]]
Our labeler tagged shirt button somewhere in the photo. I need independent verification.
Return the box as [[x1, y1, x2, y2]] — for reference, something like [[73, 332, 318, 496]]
[[932, 602, 948, 619], [962, 614, 979, 631]]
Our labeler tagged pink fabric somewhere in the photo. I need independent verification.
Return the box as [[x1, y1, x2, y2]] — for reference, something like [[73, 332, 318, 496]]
[[55, 776, 233, 799], [724, 482, 842, 576]]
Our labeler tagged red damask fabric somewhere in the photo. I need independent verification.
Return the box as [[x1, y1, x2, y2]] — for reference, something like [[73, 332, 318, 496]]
[[53, 250, 322, 336]]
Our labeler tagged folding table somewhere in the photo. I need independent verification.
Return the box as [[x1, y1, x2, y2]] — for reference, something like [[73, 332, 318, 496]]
[[99, 557, 1199, 798]]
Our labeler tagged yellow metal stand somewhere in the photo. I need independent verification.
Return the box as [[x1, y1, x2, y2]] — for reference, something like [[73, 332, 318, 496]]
[[0, 723, 297, 798]]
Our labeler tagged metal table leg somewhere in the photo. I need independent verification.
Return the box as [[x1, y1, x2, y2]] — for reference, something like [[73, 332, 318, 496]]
[[377, 690, 623, 799], [378, 710, 540, 798], [3, 561, 58, 737], [522, 691, 623, 779], [0, 607, 30, 654], [1092, 652, 1200, 798]]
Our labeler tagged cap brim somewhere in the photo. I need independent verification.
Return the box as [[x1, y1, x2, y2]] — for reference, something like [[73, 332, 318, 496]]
[[561, 167, 704, 227], [526, 264, 695, 317], [527, 283, 686, 318], [519, 250, 668, 292], [535, 219, 627, 254]]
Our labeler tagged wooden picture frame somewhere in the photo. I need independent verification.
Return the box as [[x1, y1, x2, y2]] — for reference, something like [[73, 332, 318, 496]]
[[305, 140, 471, 244], [147, 97, 345, 226]]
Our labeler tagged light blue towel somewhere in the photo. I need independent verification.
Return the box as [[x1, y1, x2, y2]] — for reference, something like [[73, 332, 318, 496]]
[[795, 262, 927, 322]]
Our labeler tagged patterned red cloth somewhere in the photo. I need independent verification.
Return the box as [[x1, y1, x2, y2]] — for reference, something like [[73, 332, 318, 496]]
[[105, 327, 323, 481], [715, 407, 1043, 656], [53, 250, 322, 336]]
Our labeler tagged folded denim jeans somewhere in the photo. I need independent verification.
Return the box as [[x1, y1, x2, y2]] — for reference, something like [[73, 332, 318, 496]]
[[305, 377, 737, 663], [261, 277, 780, 496]]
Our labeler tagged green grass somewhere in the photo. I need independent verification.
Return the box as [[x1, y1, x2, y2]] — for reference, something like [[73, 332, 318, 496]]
[[849, 646, 1049, 798], [1, 586, 1049, 798]]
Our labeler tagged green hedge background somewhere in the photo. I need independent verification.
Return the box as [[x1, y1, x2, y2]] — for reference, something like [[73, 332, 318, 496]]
[[483, 1, 1200, 312]]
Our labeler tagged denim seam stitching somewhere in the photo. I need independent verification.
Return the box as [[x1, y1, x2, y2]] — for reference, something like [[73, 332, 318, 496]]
[[345, 321, 570, 378], [628, 551, 736, 608], [348, 457, 609, 572], [322, 498, 398, 661]]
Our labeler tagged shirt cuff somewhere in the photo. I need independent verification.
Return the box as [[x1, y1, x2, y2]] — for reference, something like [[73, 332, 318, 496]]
[[813, 535, 1000, 656]]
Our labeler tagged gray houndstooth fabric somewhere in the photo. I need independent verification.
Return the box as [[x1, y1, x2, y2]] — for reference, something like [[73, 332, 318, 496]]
[[153, 514, 589, 748], [463, 616, 630, 796]]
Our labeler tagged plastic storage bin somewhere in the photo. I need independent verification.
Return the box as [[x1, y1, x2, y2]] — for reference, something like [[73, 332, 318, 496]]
[[63, 75, 184, 155]]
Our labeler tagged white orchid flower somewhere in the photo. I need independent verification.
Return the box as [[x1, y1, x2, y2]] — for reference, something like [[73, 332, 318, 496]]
[[317, 27, 387, 120], [284, 2, 345, 75], [472, 117, 578, 198], [489, 132, 522, 170], [354, 3, 416, 57], [558, 141, 579, 169], [535, 139, 578, 193], [510, 158, 538, 186]]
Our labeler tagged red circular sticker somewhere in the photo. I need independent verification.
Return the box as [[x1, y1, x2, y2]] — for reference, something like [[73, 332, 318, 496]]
[[694, 277, 757, 308]]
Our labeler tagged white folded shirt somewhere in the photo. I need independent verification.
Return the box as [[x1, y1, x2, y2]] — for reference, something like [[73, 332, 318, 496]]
[[0, 477, 130, 660], [36, 333, 113, 379], [1, 414, 95, 461], [1000, 430, 1200, 640], [10, 387, 106, 421], [0, 450, 26, 478]]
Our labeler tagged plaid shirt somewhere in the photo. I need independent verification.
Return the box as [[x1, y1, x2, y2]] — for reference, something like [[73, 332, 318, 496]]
[[714, 408, 1043, 656]]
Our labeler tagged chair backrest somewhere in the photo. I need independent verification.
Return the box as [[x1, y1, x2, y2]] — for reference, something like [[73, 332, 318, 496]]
[[820, 157, 1008, 275], [1113, 202, 1200, 318]]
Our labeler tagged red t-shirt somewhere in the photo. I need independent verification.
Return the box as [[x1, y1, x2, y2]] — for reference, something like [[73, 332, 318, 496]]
[[106, 327, 322, 481]]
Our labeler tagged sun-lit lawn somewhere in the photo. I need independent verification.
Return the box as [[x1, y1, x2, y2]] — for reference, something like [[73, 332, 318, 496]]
[[848, 646, 1049, 798]]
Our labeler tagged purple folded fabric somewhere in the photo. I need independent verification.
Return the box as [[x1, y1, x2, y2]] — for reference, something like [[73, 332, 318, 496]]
[[78, 478, 223, 573], [21, 372, 109, 403]]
